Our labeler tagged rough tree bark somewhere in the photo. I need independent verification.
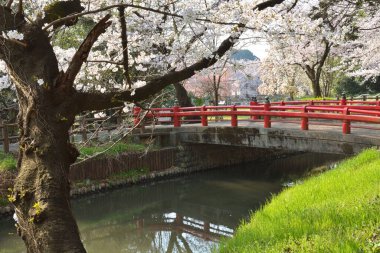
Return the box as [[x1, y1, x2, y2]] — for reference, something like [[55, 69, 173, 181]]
[[0, 1, 286, 252], [174, 83, 193, 107]]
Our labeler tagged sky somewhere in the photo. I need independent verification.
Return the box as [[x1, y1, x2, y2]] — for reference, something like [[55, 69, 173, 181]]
[[244, 42, 269, 60]]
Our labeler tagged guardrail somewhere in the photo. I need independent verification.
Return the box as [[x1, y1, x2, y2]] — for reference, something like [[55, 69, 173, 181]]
[[134, 97, 380, 135], [0, 106, 133, 153]]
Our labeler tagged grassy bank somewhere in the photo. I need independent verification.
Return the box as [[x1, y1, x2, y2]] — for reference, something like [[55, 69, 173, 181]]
[[0, 152, 16, 172], [219, 149, 380, 253], [78, 141, 146, 160]]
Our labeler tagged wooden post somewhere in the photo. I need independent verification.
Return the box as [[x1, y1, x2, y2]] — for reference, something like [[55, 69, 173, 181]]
[[201, 106, 208, 126], [250, 96, 258, 120], [342, 107, 351, 134], [133, 107, 141, 127], [301, 106, 308, 130], [231, 105, 238, 127], [70, 126, 75, 143], [1, 120, 9, 153], [264, 97, 271, 128], [309, 100, 314, 113], [80, 116, 87, 143], [340, 93, 347, 106], [173, 106, 181, 127]]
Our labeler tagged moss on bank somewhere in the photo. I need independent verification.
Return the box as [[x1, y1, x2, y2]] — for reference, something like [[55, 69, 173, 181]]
[[219, 149, 380, 253], [0, 152, 16, 172], [78, 142, 146, 160]]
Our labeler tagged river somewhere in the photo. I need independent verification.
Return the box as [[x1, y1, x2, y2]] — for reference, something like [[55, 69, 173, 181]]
[[0, 152, 343, 253]]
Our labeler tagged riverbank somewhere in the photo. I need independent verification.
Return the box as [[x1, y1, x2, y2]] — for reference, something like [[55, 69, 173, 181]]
[[219, 149, 380, 252], [1, 143, 300, 217]]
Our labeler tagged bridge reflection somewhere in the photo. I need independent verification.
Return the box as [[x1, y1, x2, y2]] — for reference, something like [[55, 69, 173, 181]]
[[71, 153, 342, 252]]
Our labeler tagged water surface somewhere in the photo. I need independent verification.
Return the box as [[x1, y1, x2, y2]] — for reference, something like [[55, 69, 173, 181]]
[[0, 152, 343, 253]]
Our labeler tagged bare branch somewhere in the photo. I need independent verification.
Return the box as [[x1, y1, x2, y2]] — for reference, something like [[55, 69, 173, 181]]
[[118, 6, 132, 87], [70, 0, 289, 112], [6, 0, 14, 8], [74, 24, 246, 112], [0, 35, 27, 47], [0, 5, 25, 31], [287, 0, 299, 12], [43, 3, 255, 31], [17, 0, 22, 15], [86, 60, 123, 65], [254, 0, 286, 11], [57, 14, 112, 88]]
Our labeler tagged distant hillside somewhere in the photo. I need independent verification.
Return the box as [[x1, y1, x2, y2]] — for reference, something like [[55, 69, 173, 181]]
[[231, 50, 259, 61]]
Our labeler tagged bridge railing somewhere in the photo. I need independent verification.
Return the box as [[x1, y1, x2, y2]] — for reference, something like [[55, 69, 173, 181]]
[[134, 98, 380, 134]]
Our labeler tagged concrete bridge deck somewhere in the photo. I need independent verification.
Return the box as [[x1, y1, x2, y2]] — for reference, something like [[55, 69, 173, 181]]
[[133, 120, 380, 155]]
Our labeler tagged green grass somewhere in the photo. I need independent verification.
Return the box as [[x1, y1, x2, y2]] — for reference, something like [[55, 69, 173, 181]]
[[219, 149, 380, 253], [78, 142, 146, 159], [0, 151, 16, 171], [109, 167, 149, 181], [0, 196, 9, 207]]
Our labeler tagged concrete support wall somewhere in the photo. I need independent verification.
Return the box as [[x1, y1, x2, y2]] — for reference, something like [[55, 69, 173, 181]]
[[175, 143, 293, 172]]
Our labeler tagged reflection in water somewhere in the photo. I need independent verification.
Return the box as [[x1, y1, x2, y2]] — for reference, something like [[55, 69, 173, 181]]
[[0, 152, 344, 253]]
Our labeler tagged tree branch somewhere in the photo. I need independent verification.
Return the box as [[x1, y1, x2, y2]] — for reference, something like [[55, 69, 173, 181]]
[[74, 24, 246, 112], [43, 3, 256, 31], [254, 0, 286, 11], [57, 14, 112, 89], [6, 0, 14, 8], [118, 6, 132, 87], [71, 0, 288, 112], [0, 5, 25, 32]]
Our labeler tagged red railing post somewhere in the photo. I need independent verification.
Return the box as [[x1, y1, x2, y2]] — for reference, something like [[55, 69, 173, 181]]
[[301, 106, 308, 130], [340, 93, 347, 106], [201, 106, 208, 126], [250, 96, 258, 120], [280, 100, 286, 119], [1, 120, 9, 153], [133, 107, 142, 127], [309, 100, 314, 113], [231, 105, 238, 127], [264, 97, 271, 128], [173, 106, 181, 127], [342, 107, 351, 134]]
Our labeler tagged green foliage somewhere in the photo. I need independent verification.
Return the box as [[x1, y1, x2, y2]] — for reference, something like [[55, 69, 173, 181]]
[[43, 0, 85, 28], [334, 76, 380, 96], [0, 196, 9, 207], [110, 167, 149, 181], [0, 152, 16, 171], [334, 76, 363, 96], [299, 96, 335, 101], [219, 149, 380, 253], [78, 142, 145, 159], [53, 18, 95, 49]]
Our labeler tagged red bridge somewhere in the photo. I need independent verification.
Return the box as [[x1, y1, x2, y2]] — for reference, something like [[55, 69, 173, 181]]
[[132, 96, 380, 155]]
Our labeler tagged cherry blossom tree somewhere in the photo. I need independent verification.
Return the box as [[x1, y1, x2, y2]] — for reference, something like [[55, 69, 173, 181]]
[[259, 47, 310, 99], [0, 0, 289, 251]]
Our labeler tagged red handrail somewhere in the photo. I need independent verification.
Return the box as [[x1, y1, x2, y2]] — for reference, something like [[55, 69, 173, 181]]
[[133, 100, 380, 134]]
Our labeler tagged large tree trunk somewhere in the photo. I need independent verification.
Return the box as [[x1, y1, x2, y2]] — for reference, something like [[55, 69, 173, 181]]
[[311, 79, 322, 97], [174, 83, 193, 107], [2, 18, 86, 252], [174, 83, 200, 123], [12, 90, 84, 252]]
